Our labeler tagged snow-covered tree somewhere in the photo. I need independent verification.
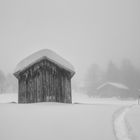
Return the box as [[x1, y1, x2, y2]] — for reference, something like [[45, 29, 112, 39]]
[[85, 64, 104, 97]]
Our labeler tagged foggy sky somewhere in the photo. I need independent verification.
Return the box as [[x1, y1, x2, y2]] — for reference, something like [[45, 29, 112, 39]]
[[0, 0, 140, 79]]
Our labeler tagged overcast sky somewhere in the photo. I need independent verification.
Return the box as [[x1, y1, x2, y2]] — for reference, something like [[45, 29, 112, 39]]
[[0, 0, 140, 79]]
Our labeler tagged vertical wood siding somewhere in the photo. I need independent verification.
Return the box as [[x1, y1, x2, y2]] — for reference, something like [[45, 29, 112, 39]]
[[18, 59, 72, 103]]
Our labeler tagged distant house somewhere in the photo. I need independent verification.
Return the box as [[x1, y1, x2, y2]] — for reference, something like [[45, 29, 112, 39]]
[[14, 49, 75, 103], [97, 82, 129, 98]]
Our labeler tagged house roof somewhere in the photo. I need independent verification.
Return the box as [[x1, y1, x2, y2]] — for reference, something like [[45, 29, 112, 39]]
[[97, 82, 129, 90], [14, 49, 75, 77]]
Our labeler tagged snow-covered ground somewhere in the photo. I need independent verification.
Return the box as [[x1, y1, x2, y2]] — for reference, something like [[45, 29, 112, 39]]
[[0, 102, 119, 140], [113, 105, 136, 140], [0, 93, 119, 140], [0, 93, 18, 103], [125, 105, 140, 140], [72, 92, 138, 105], [0, 93, 139, 140]]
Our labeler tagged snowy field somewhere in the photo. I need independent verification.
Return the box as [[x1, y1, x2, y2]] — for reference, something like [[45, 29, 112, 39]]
[[125, 105, 140, 140], [0, 94, 18, 103], [0, 93, 139, 140]]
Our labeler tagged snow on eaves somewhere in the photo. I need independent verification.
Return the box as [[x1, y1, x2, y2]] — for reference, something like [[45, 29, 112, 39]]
[[14, 49, 75, 76], [97, 82, 129, 90]]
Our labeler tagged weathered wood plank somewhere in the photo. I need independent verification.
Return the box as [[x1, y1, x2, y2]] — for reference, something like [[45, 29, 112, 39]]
[[17, 58, 72, 103]]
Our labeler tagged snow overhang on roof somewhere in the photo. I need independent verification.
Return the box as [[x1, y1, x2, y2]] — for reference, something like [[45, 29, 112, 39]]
[[14, 49, 75, 77]]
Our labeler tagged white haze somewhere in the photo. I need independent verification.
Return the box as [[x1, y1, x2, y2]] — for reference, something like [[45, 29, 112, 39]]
[[0, 0, 140, 81]]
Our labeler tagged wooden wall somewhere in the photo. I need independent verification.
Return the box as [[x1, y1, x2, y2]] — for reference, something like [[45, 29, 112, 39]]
[[18, 59, 72, 103]]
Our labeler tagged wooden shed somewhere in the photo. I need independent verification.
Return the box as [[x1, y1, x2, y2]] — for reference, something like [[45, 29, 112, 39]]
[[97, 82, 129, 99], [14, 49, 75, 103]]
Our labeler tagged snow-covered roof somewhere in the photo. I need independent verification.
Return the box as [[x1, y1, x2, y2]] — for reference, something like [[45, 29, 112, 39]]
[[14, 49, 75, 77], [97, 82, 129, 90]]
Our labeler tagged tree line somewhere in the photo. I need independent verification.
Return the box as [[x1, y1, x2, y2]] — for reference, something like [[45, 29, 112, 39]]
[[83, 59, 140, 99]]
